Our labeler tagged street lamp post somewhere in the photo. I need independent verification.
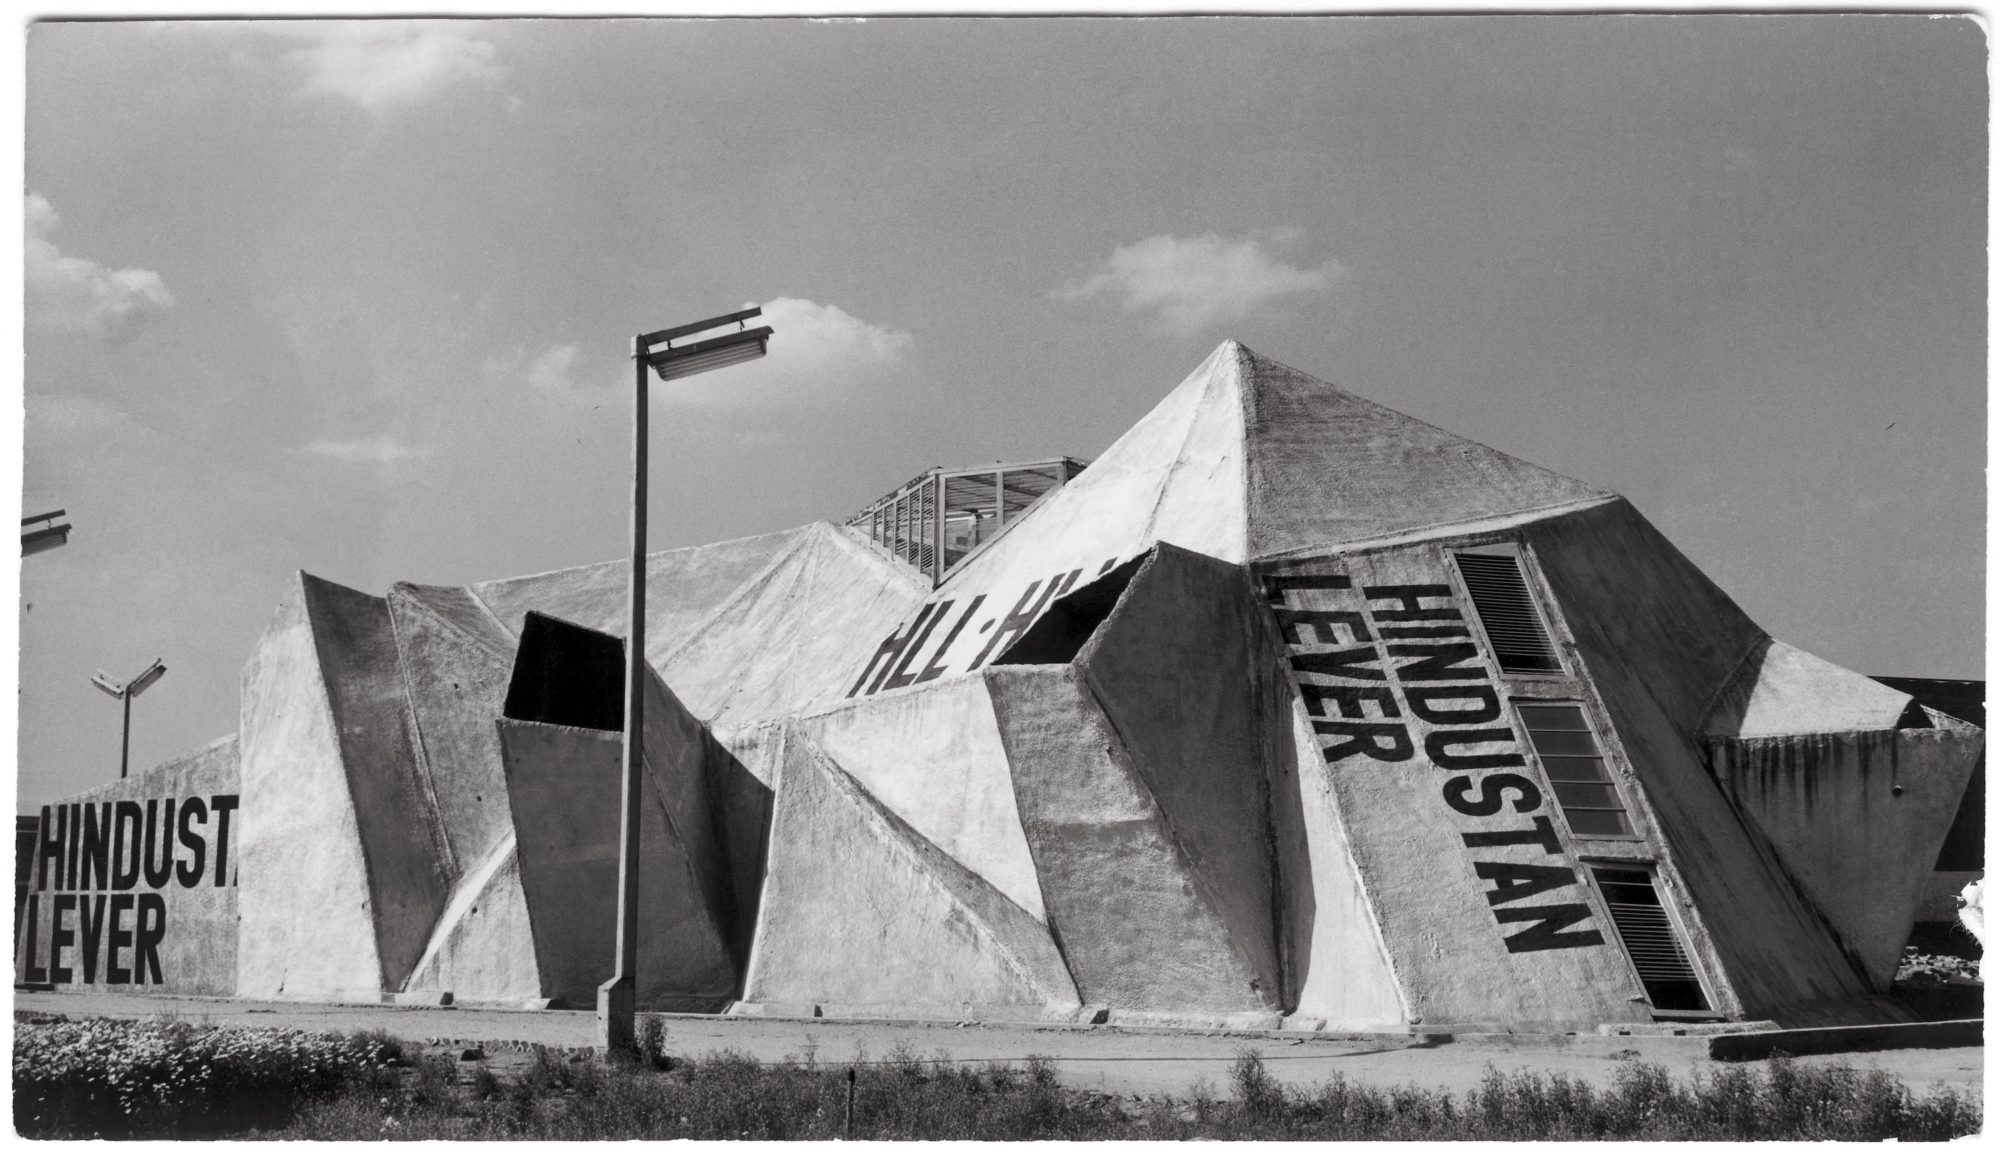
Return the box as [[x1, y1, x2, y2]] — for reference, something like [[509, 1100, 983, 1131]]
[[90, 659, 167, 780], [598, 307, 773, 1056]]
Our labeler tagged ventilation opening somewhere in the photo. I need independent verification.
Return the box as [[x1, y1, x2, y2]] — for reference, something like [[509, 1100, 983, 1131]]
[[1589, 865, 1711, 1015], [502, 611, 626, 731], [1455, 552, 1563, 674], [995, 555, 1146, 665]]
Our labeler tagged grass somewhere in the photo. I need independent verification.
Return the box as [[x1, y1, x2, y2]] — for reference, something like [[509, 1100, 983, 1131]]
[[15, 1018, 1982, 1141]]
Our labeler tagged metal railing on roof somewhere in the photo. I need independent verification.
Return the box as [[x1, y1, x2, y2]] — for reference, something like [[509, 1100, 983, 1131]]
[[845, 457, 1087, 585]]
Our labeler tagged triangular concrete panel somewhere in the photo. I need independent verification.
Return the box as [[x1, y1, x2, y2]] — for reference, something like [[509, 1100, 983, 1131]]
[[470, 526, 816, 651], [387, 585, 519, 876], [403, 831, 543, 1003], [742, 727, 1078, 1015], [798, 672, 1045, 922], [986, 665, 1278, 1016], [1704, 639, 1921, 739], [657, 522, 930, 730], [1239, 347, 1613, 559]]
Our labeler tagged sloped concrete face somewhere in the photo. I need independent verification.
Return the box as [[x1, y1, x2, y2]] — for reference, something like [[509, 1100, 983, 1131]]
[[403, 833, 542, 1003], [1522, 503, 1892, 1024], [497, 718, 737, 1011], [656, 523, 930, 731], [1254, 546, 1645, 1032], [1706, 639, 1922, 739], [236, 577, 389, 999], [1705, 720, 1983, 988], [386, 584, 520, 877], [1240, 348, 1612, 561], [15, 737, 241, 995], [742, 728, 1078, 1017], [798, 673, 1043, 921], [1070, 543, 1291, 1008], [987, 665, 1277, 1017]]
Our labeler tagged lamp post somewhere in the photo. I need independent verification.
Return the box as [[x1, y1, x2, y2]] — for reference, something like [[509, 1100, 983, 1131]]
[[90, 659, 167, 780], [599, 307, 773, 1056]]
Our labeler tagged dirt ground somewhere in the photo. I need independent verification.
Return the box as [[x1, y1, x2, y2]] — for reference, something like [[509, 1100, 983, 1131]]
[[12, 991, 1983, 1101]]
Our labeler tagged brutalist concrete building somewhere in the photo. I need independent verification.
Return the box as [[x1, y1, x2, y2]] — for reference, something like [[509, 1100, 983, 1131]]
[[16, 342, 1981, 1032]]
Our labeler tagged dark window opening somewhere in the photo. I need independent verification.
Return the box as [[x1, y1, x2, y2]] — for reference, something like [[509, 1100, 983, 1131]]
[[1590, 865, 1710, 1014], [502, 611, 626, 732], [1455, 552, 1563, 674], [995, 555, 1146, 665], [1518, 702, 1636, 838]]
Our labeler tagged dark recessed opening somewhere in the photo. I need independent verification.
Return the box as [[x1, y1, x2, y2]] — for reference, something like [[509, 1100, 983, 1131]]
[[995, 554, 1147, 665], [501, 611, 626, 731]]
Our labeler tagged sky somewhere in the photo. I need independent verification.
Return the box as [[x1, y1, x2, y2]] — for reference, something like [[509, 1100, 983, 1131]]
[[12, 14, 1988, 809]]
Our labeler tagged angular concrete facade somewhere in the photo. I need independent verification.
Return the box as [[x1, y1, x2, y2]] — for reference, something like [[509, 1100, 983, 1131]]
[[17, 342, 1979, 1033]]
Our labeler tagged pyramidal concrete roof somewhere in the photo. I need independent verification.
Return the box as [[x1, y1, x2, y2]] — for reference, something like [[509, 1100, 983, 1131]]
[[885, 341, 1617, 688]]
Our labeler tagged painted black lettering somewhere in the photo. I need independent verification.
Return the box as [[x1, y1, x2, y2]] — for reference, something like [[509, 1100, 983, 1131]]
[[21, 896, 46, 984], [36, 805, 63, 891], [1495, 903, 1605, 953], [1389, 643, 1486, 682], [176, 797, 208, 888], [1261, 574, 1351, 606], [1407, 684, 1502, 726], [49, 894, 76, 984], [79, 895, 107, 983], [1314, 720, 1414, 764], [112, 801, 144, 890], [1299, 683, 1400, 719], [1462, 815, 1563, 855], [1362, 585, 1462, 621], [1442, 773, 1543, 816], [80, 803, 112, 891], [914, 595, 985, 684], [1275, 609, 1372, 646], [143, 799, 177, 889], [1425, 728, 1528, 770], [1476, 860, 1579, 906], [1290, 647, 1388, 682], [882, 602, 949, 691], [211, 796, 239, 887], [135, 895, 167, 985], [848, 604, 941, 697], [107, 894, 134, 985], [67, 804, 82, 890]]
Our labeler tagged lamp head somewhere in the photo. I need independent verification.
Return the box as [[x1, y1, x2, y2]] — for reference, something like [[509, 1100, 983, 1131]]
[[127, 660, 167, 698], [91, 672, 125, 698]]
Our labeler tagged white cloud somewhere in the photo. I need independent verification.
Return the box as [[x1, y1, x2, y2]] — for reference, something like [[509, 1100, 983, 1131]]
[[276, 22, 502, 114], [662, 297, 915, 411], [1055, 232, 1340, 336], [301, 436, 437, 464], [25, 194, 175, 337]]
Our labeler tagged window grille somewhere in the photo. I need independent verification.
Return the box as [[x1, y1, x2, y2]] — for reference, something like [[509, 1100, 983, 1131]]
[[1454, 553, 1563, 674], [1517, 702, 1635, 837], [1589, 865, 1710, 1013]]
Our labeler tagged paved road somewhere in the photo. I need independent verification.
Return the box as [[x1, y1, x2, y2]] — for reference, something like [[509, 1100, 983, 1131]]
[[13, 991, 1983, 1100]]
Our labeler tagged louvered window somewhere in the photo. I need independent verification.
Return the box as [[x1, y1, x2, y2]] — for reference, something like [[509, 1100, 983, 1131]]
[[1518, 702, 1635, 837], [1589, 865, 1710, 1013], [1454, 552, 1563, 674]]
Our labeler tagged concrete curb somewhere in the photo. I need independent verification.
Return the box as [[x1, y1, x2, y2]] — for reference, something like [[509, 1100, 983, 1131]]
[[1704, 1019, 1984, 1062]]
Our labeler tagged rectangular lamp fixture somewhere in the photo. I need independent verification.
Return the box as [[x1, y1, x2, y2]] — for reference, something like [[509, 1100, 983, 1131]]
[[648, 325, 773, 382]]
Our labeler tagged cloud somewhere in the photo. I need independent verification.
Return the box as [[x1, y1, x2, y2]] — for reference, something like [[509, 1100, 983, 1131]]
[[661, 297, 915, 411], [276, 22, 502, 113], [1055, 232, 1340, 336], [300, 436, 438, 463], [25, 194, 175, 337]]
